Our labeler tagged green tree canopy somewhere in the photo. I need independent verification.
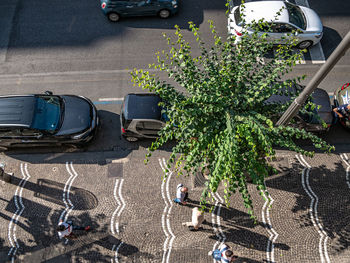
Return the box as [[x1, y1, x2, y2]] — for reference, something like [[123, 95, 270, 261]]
[[130, 9, 333, 217]]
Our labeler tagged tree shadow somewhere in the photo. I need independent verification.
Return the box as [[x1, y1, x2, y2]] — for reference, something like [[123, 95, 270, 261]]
[[266, 157, 350, 254]]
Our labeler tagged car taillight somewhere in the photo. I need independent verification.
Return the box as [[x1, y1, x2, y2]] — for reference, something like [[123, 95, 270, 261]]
[[234, 29, 242, 36], [121, 128, 126, 133], [101, 2, 106, 9], [341, 83, 350, 90]]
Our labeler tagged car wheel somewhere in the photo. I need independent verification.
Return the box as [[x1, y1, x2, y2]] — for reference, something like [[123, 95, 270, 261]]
[[108, 12, 120, 22], [296, 40, 313, 49], [125, 136, 138, 142], [158, 9, 170, 19]]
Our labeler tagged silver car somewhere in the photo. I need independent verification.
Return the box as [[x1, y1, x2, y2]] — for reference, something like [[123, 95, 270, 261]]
[[228, 1, 323, 49]]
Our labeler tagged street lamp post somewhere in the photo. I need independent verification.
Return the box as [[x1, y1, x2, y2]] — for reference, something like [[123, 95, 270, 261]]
[[276, 31, 350, 127]]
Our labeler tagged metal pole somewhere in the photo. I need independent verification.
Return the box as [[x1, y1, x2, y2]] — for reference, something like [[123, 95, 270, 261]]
[[276, 31, 350, 126]]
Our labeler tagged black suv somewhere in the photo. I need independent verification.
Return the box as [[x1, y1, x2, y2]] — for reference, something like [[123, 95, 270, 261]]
[[120, 93, 165, 141], [0, 92, 98, 149]]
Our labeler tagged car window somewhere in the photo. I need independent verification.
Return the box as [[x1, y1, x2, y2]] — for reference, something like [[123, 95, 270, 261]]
[[285, 2, 306, 30], [271, 23, 294, 33], [234, 7, 243, 26], [31, 96, 61, 133]]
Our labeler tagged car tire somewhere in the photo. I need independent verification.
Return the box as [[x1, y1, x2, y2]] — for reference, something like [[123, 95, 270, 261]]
[[158, 9, 170, 19], [108, 12, 120, 22], [125, 136, 138, 142], [296, 40, 313, 49]]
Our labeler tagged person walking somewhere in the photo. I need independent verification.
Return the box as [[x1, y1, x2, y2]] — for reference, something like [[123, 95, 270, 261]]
[[173, 183, 188, 205], [57, 220, 90, 240], [333, 103, 350, 119], [208, 243, 238, 262], [182, 207, 205, 230]]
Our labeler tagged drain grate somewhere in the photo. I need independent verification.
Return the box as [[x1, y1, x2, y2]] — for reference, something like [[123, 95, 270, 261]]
[[108, 163, 123, 178]]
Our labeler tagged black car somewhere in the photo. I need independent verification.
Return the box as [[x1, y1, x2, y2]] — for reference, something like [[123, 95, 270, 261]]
[[0, 92, 99, 149], [100, 0, 179, 22], [266, 87, 333, 132], [120, 93, 165, 141]]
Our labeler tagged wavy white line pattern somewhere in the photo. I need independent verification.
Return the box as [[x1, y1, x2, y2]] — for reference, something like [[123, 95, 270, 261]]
[[8, 163, 30, 262], [159, 158, 175, 263], [296, 154, 330, 263], [260, 187, 278, 263], [340, 153, 350, 189], [110, 178, 126, 262], [211, 192, 226, 263]]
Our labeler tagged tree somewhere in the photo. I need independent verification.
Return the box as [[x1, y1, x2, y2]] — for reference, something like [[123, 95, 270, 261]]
[[130, 5, 334, 218]]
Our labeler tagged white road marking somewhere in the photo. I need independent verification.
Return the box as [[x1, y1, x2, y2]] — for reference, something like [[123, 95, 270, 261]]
[[99, 98, 124, 102], [339, 153, 350, 189], [65, 162, 79, 222], [296, 154, 330, 263], [211, 192, 225, 263], [310, 43, 326, 64], [115, 241, 124, 263], [116, 179, 126, 234], [260, 186, 278, 263], [159, 158, 175, 263], [8, 163, 30, 262], [111, 179, 120, 235]]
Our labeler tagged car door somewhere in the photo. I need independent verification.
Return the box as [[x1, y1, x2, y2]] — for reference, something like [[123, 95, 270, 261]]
[[135, 120, 164, 138], [266, 23, 295, 44], [18, 128, 48, 146], [113, 0, 136, 16], [0, 128, 21, 146]]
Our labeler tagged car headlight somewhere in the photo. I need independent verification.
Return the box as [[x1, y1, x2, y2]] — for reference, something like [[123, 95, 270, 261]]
[[315, 32, 322, 39]]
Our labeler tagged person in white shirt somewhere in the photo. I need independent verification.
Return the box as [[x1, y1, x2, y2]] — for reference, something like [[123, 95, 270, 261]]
[[173, 183, 188, 205], [57, 220, 90, 240], [182, 207, 205, 230]]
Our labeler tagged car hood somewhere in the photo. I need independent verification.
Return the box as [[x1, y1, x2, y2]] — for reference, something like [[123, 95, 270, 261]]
[[56, 96, 92, 135], [299, 6, 323, 33]]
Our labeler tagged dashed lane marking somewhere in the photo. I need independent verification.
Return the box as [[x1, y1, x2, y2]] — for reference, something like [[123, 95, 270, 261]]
[[296, 155, 330, 263], [261, 186, 278, 263], [8, 163, 30, 263]]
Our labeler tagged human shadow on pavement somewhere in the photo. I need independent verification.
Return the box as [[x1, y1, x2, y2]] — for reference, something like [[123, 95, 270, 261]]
[[266, 157, 350, 254], [0, 202, 139, 263]]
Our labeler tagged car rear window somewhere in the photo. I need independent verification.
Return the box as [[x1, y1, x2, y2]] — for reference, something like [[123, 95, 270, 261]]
[[31, 96, 61, 132]]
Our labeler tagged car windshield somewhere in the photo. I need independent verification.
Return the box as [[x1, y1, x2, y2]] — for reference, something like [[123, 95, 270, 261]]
[[31, 95, 61, 133], [286, 2, 306, 30]]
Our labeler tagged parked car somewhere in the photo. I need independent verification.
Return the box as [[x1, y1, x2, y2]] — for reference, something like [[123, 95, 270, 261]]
[[0, 92, 99, 150], [120, 93, 165, 141], [333, 82, 350, 129], [100, 0, 178, 22], [227, 0, 323, 49], [266, 87, 333, 132]]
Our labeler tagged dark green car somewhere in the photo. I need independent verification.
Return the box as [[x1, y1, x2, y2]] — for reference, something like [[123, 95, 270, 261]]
[[100, 0, 179, 22]]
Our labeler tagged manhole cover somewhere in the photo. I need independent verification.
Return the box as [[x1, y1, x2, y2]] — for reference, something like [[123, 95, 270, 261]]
[[108, 163, 123, 178]]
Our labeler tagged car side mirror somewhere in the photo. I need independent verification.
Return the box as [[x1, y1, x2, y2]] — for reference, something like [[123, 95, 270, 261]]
[[294, 31, 299, 36], [45, 91, 53, 95]]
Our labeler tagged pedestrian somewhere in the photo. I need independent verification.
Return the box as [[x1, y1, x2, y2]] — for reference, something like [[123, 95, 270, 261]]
[[333, 103, 350, 120], [208, 243, 238, 262], [57, 220, 90, 240], [173, 183, 188, 205], [182, 207, 205, 230]]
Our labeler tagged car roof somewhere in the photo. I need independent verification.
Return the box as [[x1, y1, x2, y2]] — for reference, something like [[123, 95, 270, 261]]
[[0, 95, 35, 128], [123, 93, 161, 120], [242, 1, 289, 24]]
